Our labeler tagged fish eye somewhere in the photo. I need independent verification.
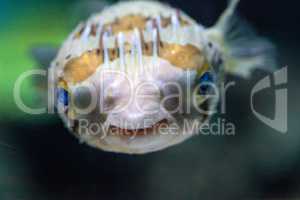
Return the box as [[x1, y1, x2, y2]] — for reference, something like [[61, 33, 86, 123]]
[[72, 86, 94, 110], [197, 71, 214, 95]]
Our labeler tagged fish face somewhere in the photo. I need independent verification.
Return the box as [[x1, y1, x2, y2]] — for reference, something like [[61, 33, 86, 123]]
[[51, 1, 220, 154]]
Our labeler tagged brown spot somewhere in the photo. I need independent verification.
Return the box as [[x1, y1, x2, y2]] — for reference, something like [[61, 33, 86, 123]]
[[159, 41, 164, 47], [96, 48, 101, 55], [74, 26, 85, 39], [71, 120, 79, 133], [73, 23, 98, 39], [109, 49, 117, 61], [144, 43, 149, 51], [90, 24, 98, 36]]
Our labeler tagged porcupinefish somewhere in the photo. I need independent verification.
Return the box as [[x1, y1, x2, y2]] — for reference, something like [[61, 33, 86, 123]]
[[49, 0, 275, 154]]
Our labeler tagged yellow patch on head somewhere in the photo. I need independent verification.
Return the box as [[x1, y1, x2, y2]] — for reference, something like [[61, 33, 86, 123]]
[[159, 43, 205, 70], [64, 50, 103, 83]]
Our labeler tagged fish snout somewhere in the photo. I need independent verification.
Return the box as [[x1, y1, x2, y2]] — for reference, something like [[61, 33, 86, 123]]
[[105, 80, 176, 130]]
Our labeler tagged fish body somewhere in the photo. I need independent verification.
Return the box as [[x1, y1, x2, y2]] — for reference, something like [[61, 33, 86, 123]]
[[50, 0, 275, 154]]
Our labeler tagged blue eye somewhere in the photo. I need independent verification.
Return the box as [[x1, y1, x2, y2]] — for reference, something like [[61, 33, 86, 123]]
[[57, 88, 69, 106], [198, 72, 214, 95]]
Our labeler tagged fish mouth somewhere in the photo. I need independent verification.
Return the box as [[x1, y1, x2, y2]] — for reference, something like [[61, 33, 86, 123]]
[[108, 119, 169, 137]]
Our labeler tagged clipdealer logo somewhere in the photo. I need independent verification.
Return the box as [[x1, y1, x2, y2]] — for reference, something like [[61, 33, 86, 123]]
[[251, 67, 288, 133], [13, 67, 288, 135]]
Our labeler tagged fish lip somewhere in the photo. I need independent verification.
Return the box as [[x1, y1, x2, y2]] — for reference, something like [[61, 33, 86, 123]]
[[105, 108, 174, 129], [108, 119, 170, 137], [104, 107, 176, 136]]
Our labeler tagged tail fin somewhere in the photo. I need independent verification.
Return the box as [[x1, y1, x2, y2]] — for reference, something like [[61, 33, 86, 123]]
[[205, 0, 277, 78]]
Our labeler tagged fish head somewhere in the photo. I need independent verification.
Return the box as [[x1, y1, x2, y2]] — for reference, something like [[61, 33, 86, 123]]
[[51, 1, 220, 154]]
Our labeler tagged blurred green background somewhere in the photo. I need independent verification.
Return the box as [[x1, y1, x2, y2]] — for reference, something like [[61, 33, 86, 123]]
[[0, 0, 114, 121], [0, 0, 299, 199]]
